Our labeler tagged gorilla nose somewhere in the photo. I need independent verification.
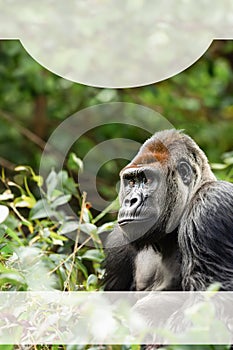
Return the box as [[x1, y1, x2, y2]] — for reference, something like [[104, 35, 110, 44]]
[[124, 193, 142, 210]]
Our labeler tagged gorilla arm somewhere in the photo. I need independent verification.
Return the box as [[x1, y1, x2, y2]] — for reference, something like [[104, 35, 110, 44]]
[[179, 180, 233, 291], [104, 225, 137, 291]]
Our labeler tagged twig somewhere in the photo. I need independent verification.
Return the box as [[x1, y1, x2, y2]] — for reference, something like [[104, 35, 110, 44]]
[[48, 192, 89, 289], [0, 156, 15, 170], [63, 191, 87, 290], [0, 110, 47, 150], [48, 235, 92, 275], [9, 203, 30, 224]]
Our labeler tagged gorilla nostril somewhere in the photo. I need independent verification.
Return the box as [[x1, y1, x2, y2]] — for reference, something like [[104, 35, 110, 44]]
[[130, 197, 138, 206], [124, 196, 141, 208]]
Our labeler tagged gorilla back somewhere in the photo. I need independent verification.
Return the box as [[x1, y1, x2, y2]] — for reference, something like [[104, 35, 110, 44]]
[[104, 129, 233, 291]]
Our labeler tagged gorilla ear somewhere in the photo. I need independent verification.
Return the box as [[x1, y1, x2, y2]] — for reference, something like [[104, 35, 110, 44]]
[[177, 160, 193, 185]]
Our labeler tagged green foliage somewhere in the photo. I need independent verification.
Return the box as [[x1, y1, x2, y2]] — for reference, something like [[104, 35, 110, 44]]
[[0, 155, 232, 349], [211, 150, 233, 182], [0, 157, 114, 292], [0, 40, 233, 181]]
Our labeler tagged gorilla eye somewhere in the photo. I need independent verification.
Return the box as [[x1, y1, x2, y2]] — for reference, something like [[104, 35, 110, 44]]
[[123, 174, 136, 187], [129, 179, 135, 187], [177, 161, 192, 185]]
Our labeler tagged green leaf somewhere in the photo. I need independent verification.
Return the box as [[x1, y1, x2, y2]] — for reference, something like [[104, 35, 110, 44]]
[[0, 205, 9, 224], [0, 272, 26, 286], [0, 345, 14, 350], [59, 221, 79, 234], [211, 163, 228, 170], [223, 157, 233, 165], [76, 259, 88, 279], [81, 249, 104, 263], [5, 227, 23, 245], [14, 195, 36, 208], [78, 223, 97, 235], [97, 221, 115, 234], [78, 223, 101, 243], [207, 282, 221, 293], [30, 199, 55, 220], [82, 207, 91, 223], [51, 194, 71, 208], [15, 165, 32, 173], [50, 231, 68, 242], [87, 274, 98, 287], [0, 214, 19, 230], [32, 175, 44, 187], [46, 169, 58, 198], [13, 174, 24, 185], [0, 190, 14, 201], [50, 189, 64, 200], [57, 170, 78, 195], [67, 152, 84, 172], [7, 181, 25, 195]]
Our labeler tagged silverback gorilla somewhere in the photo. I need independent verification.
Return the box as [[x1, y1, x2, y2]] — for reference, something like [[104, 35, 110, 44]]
[[104, 129, 233, 292]]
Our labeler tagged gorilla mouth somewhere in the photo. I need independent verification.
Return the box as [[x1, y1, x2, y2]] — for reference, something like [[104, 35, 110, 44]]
[[118, 217, 153, 226], [118, 218, 134, 226]]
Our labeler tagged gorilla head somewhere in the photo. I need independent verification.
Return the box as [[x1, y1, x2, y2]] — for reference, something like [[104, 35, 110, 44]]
[[118, 129, 215, 242]]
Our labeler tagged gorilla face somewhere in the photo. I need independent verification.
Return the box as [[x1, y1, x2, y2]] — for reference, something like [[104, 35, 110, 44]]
[[118, 165, 165, 240], [116, 131, 210, 242], [117, 160, 195, 241]]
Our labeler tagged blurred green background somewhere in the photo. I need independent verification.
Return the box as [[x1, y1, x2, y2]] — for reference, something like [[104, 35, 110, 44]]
[[0, 39, 233, 203], [0, 39, 233, 166]]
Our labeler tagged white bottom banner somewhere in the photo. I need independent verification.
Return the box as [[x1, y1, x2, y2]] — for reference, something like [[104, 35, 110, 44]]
[[0, 291, 233, 345]]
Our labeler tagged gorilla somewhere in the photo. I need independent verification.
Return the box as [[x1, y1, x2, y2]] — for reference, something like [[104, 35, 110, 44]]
[[104, 129, 233, 292]]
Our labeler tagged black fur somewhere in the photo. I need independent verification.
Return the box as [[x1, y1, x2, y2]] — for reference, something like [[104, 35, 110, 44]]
[[104, 130, 233, 293], [180, 180, 233, 291]]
